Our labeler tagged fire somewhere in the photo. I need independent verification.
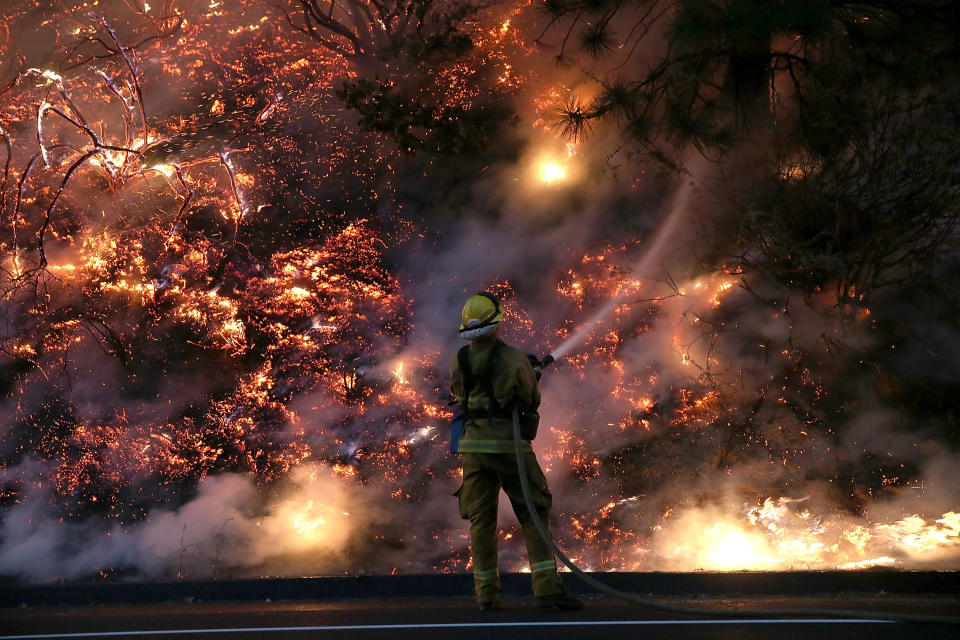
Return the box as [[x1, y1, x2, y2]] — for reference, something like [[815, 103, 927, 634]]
[[649, 499, 960, 571], [877, 512, 960, 557], [704, 527, 780, 570], [541, 161, 566, 184], [290, 500, 329, 537], [392, 361, 407, 384], [536, 142, 577, 185]]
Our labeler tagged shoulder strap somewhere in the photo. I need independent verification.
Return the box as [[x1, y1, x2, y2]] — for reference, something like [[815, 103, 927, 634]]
[[482, 341, 504, 425], [457, 345, 473, 403], [458, 342, 506, 424]]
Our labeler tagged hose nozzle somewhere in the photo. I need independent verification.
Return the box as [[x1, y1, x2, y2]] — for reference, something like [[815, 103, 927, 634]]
[[528, 354, 556, 380]]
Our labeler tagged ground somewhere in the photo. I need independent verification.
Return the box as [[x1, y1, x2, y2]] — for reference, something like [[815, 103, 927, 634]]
[[1, 574, 958, 639]]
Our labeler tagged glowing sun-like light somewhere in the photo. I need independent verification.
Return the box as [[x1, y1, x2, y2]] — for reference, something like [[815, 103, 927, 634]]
[[541, 162, 567, 184]]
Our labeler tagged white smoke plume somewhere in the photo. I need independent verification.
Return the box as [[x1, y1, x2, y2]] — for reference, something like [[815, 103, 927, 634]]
[[0, 464, 375, 582]]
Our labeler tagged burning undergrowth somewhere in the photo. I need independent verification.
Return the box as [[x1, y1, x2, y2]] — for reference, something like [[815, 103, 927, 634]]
[[0, 0, 958, 582]]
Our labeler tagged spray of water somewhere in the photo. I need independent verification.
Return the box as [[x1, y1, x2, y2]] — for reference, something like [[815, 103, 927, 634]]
[[550, 296, 621, 360], [549, 176, 696, 361]]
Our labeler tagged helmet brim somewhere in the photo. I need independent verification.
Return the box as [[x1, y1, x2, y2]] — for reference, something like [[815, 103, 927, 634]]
[[459, 322, 499, 340]]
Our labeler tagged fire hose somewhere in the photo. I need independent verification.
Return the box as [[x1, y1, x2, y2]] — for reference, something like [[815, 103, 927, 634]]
[[509, 389, 960, 624]]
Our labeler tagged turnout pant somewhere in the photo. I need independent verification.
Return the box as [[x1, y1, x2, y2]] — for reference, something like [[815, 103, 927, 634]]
[[456, 451, 564, 603]]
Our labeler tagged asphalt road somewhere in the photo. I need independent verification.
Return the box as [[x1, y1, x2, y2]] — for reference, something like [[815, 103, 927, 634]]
[[2, 596, 958, 640]]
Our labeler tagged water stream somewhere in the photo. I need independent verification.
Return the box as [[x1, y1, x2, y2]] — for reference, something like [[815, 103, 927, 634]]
[[549, 176, 697, 361]]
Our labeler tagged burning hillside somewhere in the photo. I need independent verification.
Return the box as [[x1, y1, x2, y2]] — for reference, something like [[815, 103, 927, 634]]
[[0, 0, 958, 582]]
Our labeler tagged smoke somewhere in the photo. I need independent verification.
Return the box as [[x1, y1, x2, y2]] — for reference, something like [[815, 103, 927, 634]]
[[0, 463, 374, 583]]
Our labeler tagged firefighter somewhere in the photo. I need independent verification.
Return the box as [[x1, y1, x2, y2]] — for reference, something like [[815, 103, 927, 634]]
[[451, 292, 583, 612]]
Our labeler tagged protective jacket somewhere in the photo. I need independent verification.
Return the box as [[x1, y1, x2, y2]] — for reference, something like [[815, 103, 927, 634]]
[[450, 336, 562, 604], [449, 338, 540, 454]]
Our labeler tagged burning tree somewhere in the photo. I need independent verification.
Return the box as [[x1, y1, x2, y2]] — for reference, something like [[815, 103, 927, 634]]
[[278, 0, 483, 64], [542, 1, 957, 146], [0, 1, 412, 522], [531, 0, 960, 567], [539, 0, 960, 299], [271, 0, 526, 157]]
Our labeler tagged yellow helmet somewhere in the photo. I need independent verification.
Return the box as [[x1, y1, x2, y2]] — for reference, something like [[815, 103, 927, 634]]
[[459, 292, 504, 338]]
